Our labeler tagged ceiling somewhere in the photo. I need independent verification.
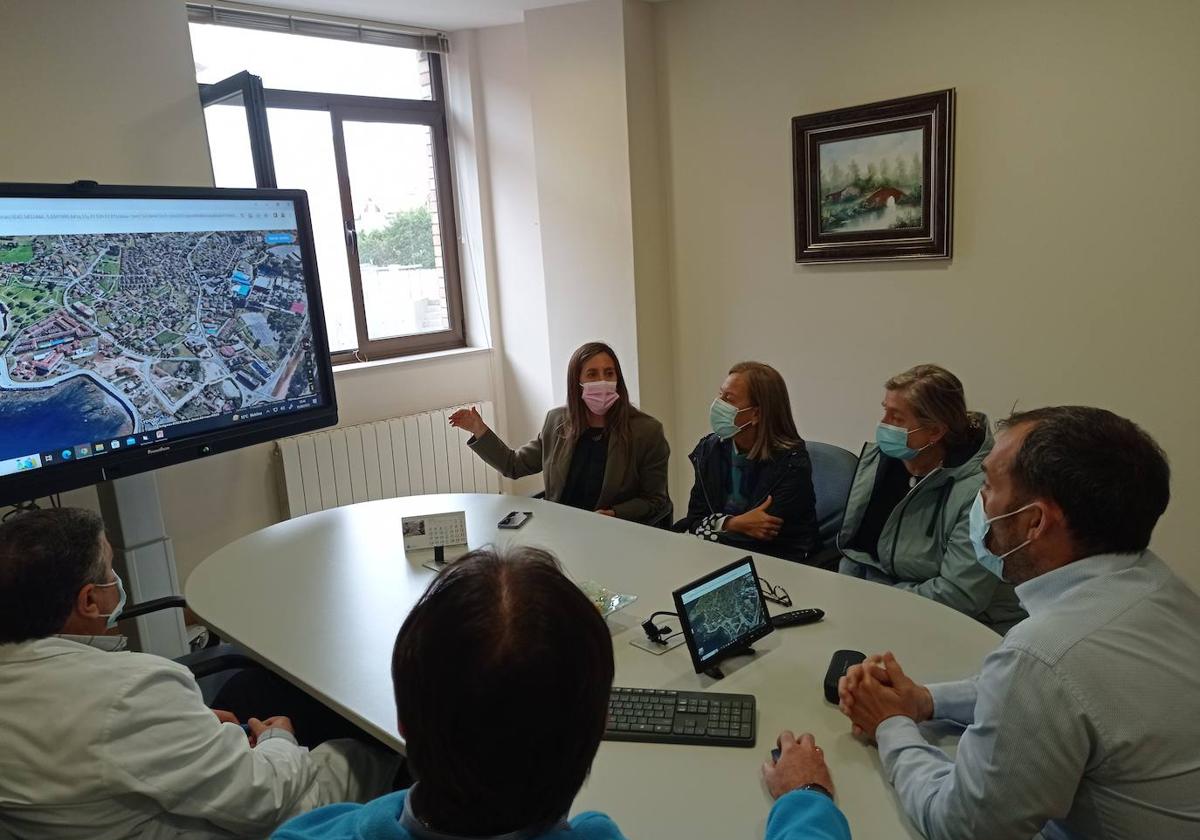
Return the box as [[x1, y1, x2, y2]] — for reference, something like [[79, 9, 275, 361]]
[[255, 0, 587, 31]]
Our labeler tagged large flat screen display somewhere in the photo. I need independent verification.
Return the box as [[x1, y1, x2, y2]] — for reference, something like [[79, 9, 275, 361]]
[[0, 183, 337, 505]]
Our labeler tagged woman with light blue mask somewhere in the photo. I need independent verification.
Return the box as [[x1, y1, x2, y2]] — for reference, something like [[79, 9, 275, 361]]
[[835, 364, 1026, 633], [673, 362, 819, 564]]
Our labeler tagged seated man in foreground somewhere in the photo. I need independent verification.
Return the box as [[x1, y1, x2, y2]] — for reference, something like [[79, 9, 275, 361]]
[[274, 546, 851, 839], [0, 507, 401, 839], [838, 406, 1200, 839]]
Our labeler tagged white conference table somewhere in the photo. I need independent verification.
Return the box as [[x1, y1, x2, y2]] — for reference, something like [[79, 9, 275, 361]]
[[187, 494, 999, 839]]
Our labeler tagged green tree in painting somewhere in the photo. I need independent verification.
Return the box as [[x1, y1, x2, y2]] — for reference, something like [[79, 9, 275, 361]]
[[823, 161, 846, 192], [357, 206, 436, 269], [847, 159, 862, 186], [830, 161, 845, 189]]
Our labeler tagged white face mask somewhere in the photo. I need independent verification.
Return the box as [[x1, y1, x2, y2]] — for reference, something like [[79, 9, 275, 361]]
[[94, 573, 127, 629]]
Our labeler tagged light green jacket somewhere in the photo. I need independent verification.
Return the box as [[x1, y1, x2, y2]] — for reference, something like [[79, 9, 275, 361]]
[[837, 414, 1026, 632]]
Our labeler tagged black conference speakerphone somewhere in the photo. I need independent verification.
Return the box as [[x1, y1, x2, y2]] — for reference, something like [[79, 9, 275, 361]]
[[603, 687, 756, 747]]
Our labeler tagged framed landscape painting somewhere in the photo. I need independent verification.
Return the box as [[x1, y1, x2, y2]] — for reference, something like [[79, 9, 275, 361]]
[[793, 89, 954, 263]]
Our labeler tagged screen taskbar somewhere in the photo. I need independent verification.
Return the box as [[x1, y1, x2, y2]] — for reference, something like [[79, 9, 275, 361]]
[[0, 395, 323, 478]]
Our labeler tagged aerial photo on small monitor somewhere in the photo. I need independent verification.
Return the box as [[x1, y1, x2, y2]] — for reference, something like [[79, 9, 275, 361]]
[[687, 570, 764, 659], [0, 229, 319, 461]]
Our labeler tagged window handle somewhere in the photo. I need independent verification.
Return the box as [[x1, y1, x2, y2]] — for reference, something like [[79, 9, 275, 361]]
[[344, 221, 358, 253]]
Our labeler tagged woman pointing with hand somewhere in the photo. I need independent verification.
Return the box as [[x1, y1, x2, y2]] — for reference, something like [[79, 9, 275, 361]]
[[450, 341, 671, 525]]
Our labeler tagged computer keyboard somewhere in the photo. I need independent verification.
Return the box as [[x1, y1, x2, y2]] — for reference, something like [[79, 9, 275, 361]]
[[603, 687, 756, 747]]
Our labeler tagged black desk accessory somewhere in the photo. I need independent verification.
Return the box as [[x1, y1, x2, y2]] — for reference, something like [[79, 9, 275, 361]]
[[771, 608, 824, 628], [603, 687, 756, 747], [823, 649, 867, 704]]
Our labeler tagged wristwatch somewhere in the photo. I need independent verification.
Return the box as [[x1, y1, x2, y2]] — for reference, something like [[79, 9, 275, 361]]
[[799, 782, 833, 800]]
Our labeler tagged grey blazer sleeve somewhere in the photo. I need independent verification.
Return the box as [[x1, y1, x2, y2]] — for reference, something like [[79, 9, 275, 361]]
[[468, 427, 545, 481], [610, 424, 671, 522]]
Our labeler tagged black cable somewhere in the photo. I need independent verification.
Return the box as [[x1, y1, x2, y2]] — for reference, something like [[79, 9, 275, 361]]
[[641, 611, 680, 645], [2, 500, 41, 522]]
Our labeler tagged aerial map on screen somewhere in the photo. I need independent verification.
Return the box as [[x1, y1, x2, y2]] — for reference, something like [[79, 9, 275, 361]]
[[681, 563, 766, 661], [0, 198, 322, 469]]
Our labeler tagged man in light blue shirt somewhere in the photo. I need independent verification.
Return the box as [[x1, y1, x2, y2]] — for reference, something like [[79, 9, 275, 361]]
[[837, 405, 1200, 839]]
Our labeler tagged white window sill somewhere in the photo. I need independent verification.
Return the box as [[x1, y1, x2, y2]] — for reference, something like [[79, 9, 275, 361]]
[[333, 345, 492, 376]]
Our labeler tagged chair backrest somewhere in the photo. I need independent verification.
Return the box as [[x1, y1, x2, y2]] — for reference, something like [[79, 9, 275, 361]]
[[806, 441, 859, 550]]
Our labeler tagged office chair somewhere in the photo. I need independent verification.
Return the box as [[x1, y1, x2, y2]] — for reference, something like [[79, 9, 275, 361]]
[[805, 441, 859, 569], [118, 597, 257, 699]]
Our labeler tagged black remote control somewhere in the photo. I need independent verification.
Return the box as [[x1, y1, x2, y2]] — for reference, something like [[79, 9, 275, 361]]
[[771, 608, 824, 628]]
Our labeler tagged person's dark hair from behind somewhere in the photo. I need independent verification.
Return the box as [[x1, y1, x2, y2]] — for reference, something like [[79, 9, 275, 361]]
[[392, 546, 615, 836], [999, 406, 1170, 557], [0, 507, 107, 644]]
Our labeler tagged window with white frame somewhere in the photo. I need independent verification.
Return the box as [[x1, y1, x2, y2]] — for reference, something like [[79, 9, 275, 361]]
[[188, 4, 464, 363]]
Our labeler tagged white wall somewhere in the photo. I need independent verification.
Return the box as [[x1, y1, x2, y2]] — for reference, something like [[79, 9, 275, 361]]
[[0, 0, 498, 581], [461, 2, 674, 499], [464, 24, 553, 494], [0, 0, 214, 188], [655, 0, 1200, 588], [621, 0, 679, 503], [524, 0, 643, 404]]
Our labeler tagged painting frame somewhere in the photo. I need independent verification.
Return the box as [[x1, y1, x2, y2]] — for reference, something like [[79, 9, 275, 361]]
[[793, 89, 955, 263]]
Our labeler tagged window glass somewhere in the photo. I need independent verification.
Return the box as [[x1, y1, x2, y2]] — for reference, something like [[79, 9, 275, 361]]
[[201, 101, 257, 189], [266, 109, 359, 352], [190, 23, 463, 360], [343, 121, 450, 339], [190, 23, 431, 100]]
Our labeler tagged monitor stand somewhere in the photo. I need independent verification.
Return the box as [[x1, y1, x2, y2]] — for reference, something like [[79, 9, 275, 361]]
[[97, 472, 189, 659], [703, 644, 757, 680]]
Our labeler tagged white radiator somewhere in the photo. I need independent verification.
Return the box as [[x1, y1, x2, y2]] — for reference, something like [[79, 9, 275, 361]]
[[276, 402, 501, 519]]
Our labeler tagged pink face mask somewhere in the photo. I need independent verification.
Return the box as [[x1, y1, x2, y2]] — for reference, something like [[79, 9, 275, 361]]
[[580, 380, 620, 416]]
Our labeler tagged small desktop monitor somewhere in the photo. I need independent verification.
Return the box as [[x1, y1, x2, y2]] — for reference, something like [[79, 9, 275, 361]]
[[673, 555, 774, 675], [0, 182, 337, 505]]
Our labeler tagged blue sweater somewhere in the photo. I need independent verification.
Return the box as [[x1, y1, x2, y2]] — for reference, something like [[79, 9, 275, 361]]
[[272, 788, 850, 840], [766, 790, 851, 840]]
